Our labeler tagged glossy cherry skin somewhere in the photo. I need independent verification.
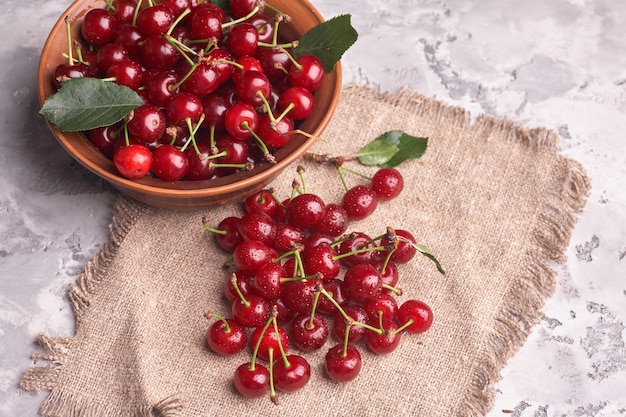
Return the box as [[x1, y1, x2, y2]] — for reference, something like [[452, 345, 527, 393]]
[[397, 299, 433, 334], [87, 123, 122, 158], [185, 143, 217, 181], [371, 258, 399, 291], [140, 34, 180, 70], [337, 232, 380, 268], [96, 42, 128, 73], [363, 293, 399, 322], [235, 70, 271, 107], [53, 63, 91, 89], [113, 24, 146, 59], [107, 58, 143, 90], [230, 0, 264, 18], [151, 144, 189, 181], [366, 318, 402, 355], [81, 8, 117, 46], [190, 8, 223, 40], [316, 278, 348, 316], [244, 189, 279, 218], [324, 344, 362, 382], [238, 211, 276, 246], [250, 323, 290, 361], [277, 86, 315, 120], [213, 216, 243, 253], [231, 293, 270, 328], [343, 263, 383, 304], [288, 54, 324, 91], [224, 103, 258, 141], [136, 4, 174, 36], [223, 270, 253, 303], [371, 167, 404, 200], [113, 144, 153, 179], [342, 185, 379, 221], [332, 305, 369, 344], [233, 239, 272, 273], [290, 313, 329, 351], [206, 318, 247, 355], [228, 22, 259, 57], [251, 261, 286, 300], [302, 242, 340, 281], [201, 94, 230, 130], [381, 228, 418, 264], [255, 47, 290, 81], [179, 60, 221, 97], [273, 354, 311, 393], [257, 115, 293, 149], [286, 193, 326, 230], [166, 92, 204, 126], [233, 363, 270, 398], [127, 104, 166, 144], [281, 279, 318, 315], [272, 222, 306, 254]]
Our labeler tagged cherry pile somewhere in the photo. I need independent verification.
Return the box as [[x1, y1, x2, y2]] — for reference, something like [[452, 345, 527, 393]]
[[202, 165, 435, 404], [54, 0, 324, 181]]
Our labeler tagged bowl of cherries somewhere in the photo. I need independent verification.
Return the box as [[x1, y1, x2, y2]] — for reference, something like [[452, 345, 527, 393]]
[[38, 0, 351, 210]]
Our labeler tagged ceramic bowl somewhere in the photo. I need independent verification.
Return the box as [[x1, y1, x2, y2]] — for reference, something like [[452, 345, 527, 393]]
[[38, 0, 341, 210]]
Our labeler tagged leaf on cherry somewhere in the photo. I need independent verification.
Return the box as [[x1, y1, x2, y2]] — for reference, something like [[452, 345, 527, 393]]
[[39, 78, 144, 132], [357, 140, 399, 166], [378, 130, 428, 168], [209, 0, 229, 11], [293, 14, 358, 73], [357, 130, 428, 167], [415, 244, 445, 275]]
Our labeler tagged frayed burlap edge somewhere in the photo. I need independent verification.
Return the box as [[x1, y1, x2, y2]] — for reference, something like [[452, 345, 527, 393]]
[[19, 197, 185, 417], [19, 83, 592, 417], [341, 84, 591, 415]]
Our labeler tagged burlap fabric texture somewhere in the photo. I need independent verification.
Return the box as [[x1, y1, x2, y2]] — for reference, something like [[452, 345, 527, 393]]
[[21, 83, 591, 416]]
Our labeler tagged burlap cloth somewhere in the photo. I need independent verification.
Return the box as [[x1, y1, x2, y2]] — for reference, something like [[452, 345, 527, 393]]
[[21, 83, 591, 416]]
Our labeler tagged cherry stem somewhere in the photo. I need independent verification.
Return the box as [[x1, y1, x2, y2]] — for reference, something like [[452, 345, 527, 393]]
[[382, 283, 403, 296], [249, 305, 278, 370], [166, 8, 191, 36], [317, 284, 383, 335], [258, 41, 297, 49], [64, 16, 74, 66], [243, 122, 276, 164], [307, 290, 322, 330], [268, 348, 279, 405], [230, 274, 250, 307], [392, 318, 414, 335], [222, 5, 261, 29], [204, 312, 231, 333], [256, 91, 277, 123], [180, 114, 205, 154], [201, 216, 226, 236], [273, 102, 294, 126], [332, 244, 387, 261], [132, 0, 143, 26], [341, 323, 351, 357], [272, 318, 290, 368]]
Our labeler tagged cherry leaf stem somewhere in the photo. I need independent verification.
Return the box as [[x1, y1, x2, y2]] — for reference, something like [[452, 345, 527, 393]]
[[414, 244, 446, 275]]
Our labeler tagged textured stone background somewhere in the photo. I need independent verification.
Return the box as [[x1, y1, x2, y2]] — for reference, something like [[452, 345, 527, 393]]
[[1, 0, 625, 416]]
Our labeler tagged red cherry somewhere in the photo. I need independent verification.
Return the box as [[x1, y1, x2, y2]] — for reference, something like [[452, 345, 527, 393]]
[[277, 86, 314, 120], [332, 305, 369, 344], [342, 185, 378, 221], [232, 293, 270, 328], [251, 262, 286, 300], [257, 115, 293, 149], [136, 4, 174, 36], [271, 222, 305, 254], [371, 167, 404, 200], [213, 216, 243, 253], [151, 144, 189, 181], [206, 315, 247, 355], [366, 318, 402, 355], [272, 354, 311, 393], [228, 23, 259, 57], [250, 323, 289, 361], [381, 229, 417, 264], [165, 92, 203, 126], [324, 344, 362, 382], [287, 54, 324, 91], [397, 299, 433, 334], [337, 231, 380, 268], [233, 362, 270, 398], [224, 102, 258, 141], [286, 193, 326, 230], [290, 313, 329, 351], [363, 293, 399, 322], [302, 242, 340, 281], [233, 239, 272, 273], [343, 263, 383, 304], [113, 144, 153, 179], [127, 104, 166, 144], [81, 8, 117, 46], [238, 211, 276, 246]]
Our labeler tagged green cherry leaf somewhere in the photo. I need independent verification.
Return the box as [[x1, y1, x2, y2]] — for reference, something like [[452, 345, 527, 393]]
[[209, 0, 229, 11], [377, 130, 428, 168], [39, 78, 144, 132], [357, 140, 399, 166], [293, 14, 358, 73], [415, 244, 445, 275]]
